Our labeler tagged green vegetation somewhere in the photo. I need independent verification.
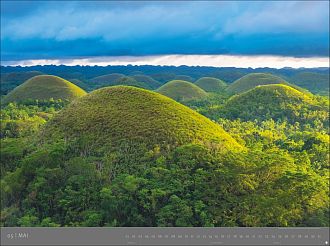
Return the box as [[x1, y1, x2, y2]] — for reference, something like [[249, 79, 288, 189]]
[[43, 86, 242, 152], [174, 75, 194, 82], [227, 73, 302, 94], [0, 70, 329, 228], [289, 72, 330, 96], [1, 71, 44, 95], [221, 84, 329, 125], [111, 77, 152, 89], [2, 75, 87, 104], [195, 77, 227, 92], [90, 73, 125, 89], [91, 73, 125, 83], [157, 80, 208, 102], [90, 75, 152, 90], [68, 79, 90, 91], [131, 75, 162, 89]]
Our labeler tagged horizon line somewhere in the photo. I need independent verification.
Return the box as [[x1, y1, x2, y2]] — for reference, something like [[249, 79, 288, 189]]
[[1, 55, 329, 69]]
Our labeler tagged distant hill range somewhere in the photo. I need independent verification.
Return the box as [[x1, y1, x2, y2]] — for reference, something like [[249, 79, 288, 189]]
[[1, 66, 329, 96]]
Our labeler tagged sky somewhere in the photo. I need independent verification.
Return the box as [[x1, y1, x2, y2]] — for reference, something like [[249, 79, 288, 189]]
[[1, 1, 329, 68]]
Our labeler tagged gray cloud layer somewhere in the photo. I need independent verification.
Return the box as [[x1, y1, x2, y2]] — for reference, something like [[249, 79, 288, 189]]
[[1, 1, 329, 60]]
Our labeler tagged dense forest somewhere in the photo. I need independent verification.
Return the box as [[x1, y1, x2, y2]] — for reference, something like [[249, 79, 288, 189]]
[[0, 66, 329, 227]]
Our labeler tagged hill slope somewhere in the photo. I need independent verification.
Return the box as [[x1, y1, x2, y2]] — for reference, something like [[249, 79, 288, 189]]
[[90, 74, 152, 90], [110, 76, 152, 89], [90, 73, 125, 83], [1, 71, 44, 95], [174, 75, 194, 82], [2, 75, 87, 104], [222, 84, 328, 124], [131, 75, 162, 89], [289, 72, 329, 96], [157, 80, 208, 101], [227, 73, 302, 94], [90, 73, 125, 89], [43, 86, 242, 152], [195, 77, 227, 92]]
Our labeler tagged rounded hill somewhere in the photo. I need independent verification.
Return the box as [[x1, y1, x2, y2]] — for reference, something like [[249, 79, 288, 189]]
[[90, 73, 125, 84], [227, 73, 297, 94], [195, 77, 227, 92], [110, 76, 152, 89], [174, 75, 194, 82], [222, 84, 327, 123], [43, 86, 242, 152], [1, 71, 44, 95], [90, 73, 125, 89], [91, 74, 152, 90], [2, 75, 87, 104], [131, 75, 162, 89], [157, 80, 208, 101]]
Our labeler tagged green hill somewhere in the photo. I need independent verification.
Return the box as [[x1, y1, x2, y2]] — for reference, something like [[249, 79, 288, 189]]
[[2, 75, 87, 104], [289, 72, 329, 96], [222, 84, 328, 124], [131, 75, 162, 89], [195, 77, 227, 92], [43, 86, 242, 152], [157, 80, 208, 101], [1, 71, 44, 95], [90, 73, 125, 89], [174, 75, 194, 82], [110, 76, 152, 89], [68, 78, 89, 91], [150, 73, 176, 83], [90, 73, 125, 83], [227, 73, 301, 94], [90, 74, 151, 89]]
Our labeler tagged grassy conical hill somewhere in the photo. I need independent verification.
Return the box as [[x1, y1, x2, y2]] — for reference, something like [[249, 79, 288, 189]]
[[2, 75, 87, 104], [1, 71, 44, 84], [195, 77, 227, 92], [68, 78, 89, 91], [90, 73, 125, 84], [131, 75, 162, 89], [112, 76, 152, 89], [157, 80, 208, 102], [89, 73, 125, 89], [1, 71, 44, 95], [43, 86, 242, 153], [91, 74, 151, 89], [227, 73, 304, 94], [174, 75, 194, 82], [222, 84, 328, 123]]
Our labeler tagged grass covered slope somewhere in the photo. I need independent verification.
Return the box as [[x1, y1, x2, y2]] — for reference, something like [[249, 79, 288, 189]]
[[90, 73, 125, 84], [2, 75, 87, 104], [174, 75, 194, 82], [89, 73, 125, 89], [222, 84, 328, 124], [227, 73, 294, 94], [43, 86, 242, 152], [289, 72, 330, 96], [90, 74, 152, 90], [195, 77, 227, 92], [131, 75, 162, 89], [112, 77, 152, 89], [1, 71, 44, 95], [157, 80, 208, 101]]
